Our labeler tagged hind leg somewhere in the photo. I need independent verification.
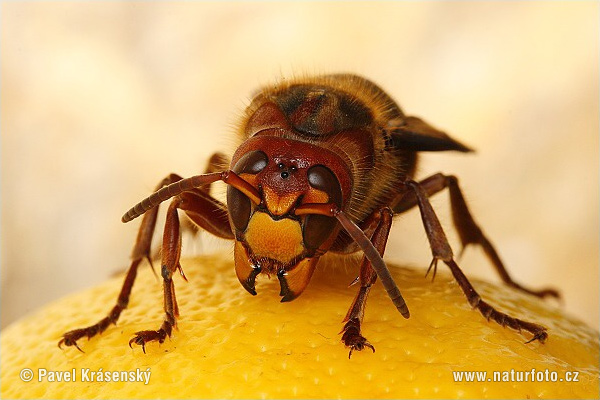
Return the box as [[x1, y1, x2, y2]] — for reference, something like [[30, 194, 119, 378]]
[[394, 173, 559, 299], [404, 180, 548, 343]]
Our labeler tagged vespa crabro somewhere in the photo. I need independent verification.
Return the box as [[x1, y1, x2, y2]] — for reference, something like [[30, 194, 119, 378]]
[[59, 74, 559, 357]]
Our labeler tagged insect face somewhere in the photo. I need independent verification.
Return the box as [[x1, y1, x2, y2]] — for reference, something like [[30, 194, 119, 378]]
[[227, 135, 349, 301]]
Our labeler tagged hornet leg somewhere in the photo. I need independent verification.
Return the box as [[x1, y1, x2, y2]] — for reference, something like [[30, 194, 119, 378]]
[[405, 180, 547, 343], [341, 207, 394, 357]]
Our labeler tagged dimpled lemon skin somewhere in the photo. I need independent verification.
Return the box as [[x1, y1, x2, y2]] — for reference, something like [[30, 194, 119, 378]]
[[1, 254, 598, 399]]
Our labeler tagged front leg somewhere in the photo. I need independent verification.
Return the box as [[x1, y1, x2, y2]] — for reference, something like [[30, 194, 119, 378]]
[[341, 208, 393, 357], [129, 198, 183, 353], [59, 174, 184, 351], [128, 187, 235, 352]]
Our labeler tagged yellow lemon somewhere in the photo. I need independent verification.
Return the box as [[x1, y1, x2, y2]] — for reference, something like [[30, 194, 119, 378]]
[[1, 253, 598, 398]]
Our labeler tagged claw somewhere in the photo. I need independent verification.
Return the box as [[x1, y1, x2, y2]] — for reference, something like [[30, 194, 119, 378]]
[[341, 318, 376, 358], [58, 329, 88, 353], [348, 340, 375, 359], [58, 337, 84, 353], [129, 336, 147, 353], [524, 329, 548, 344], [71, 341, 84, 353], [129, 329, 169, 353]]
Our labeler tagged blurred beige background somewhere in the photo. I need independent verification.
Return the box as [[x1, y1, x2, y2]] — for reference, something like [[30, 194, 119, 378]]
[[1, 2, 598, 332]]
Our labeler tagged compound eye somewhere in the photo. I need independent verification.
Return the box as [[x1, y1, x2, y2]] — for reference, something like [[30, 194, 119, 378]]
[[303, 165, 343, 250], [228, 150, 268, 232], [307, 165, 342, 206], [232, 150, 268, 174]]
